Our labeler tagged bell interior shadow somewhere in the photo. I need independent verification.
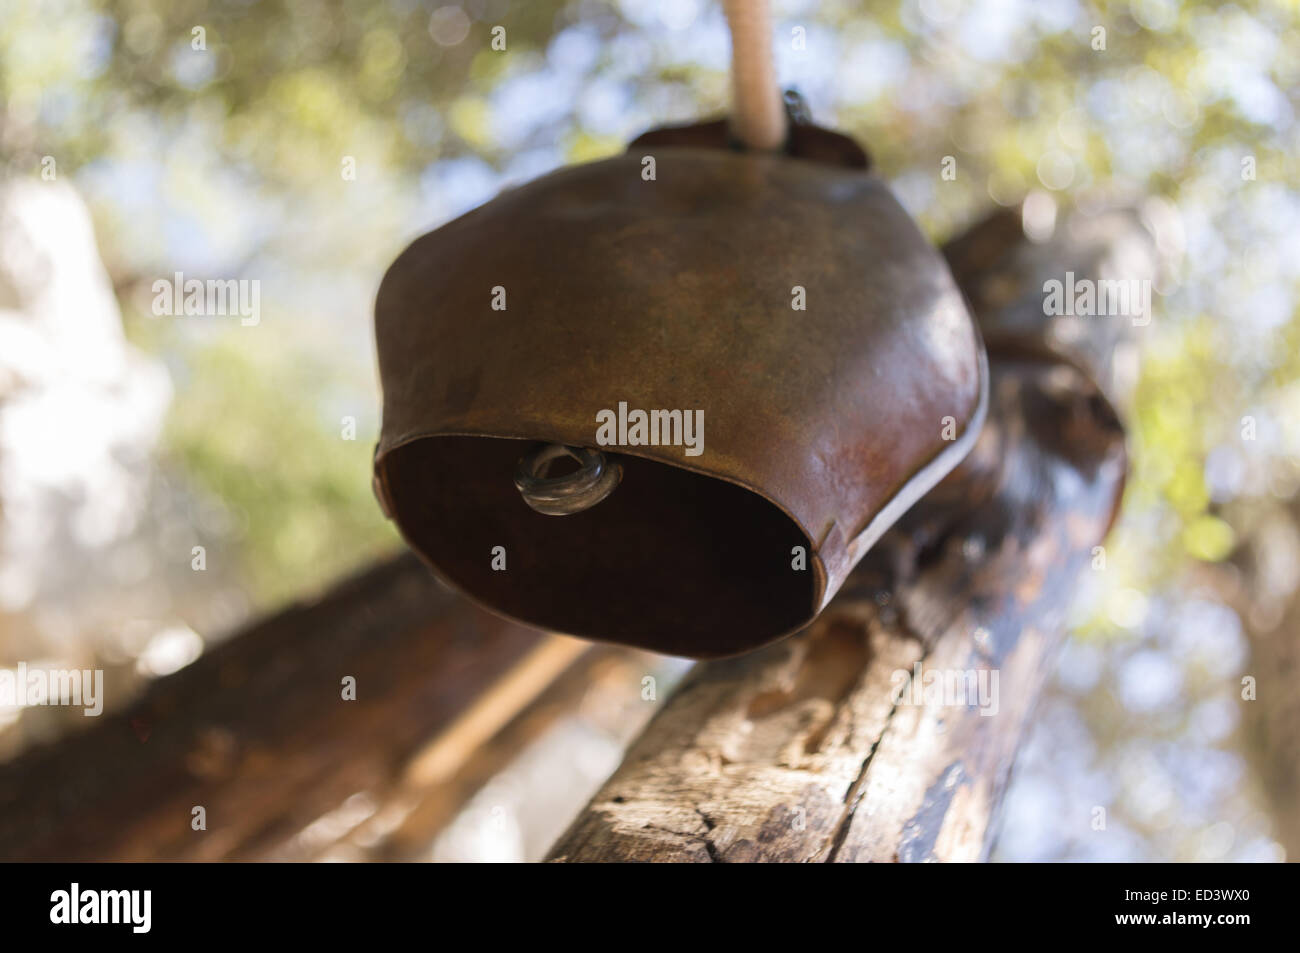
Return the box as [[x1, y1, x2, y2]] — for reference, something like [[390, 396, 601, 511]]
[[384, 435, 820, 658]]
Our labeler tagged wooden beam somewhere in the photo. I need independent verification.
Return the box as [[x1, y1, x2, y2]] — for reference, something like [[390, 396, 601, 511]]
[[545, 202, 1149, 862], [0, 554, 586, 861], [1205, 495, 1300, 861]]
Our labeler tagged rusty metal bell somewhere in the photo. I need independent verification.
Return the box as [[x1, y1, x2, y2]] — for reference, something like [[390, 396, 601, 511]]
[[373, 119, 987, 658]]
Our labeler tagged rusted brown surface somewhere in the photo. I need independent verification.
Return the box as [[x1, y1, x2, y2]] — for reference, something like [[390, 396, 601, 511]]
[[373, 126, 985, 658], [0, 554, 563, 861], [545, 202, 1147, 862]]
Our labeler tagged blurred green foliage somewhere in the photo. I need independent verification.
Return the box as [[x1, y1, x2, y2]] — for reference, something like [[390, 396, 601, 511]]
[[0, 0, 1297, 861], [162, 328, 397, 605]]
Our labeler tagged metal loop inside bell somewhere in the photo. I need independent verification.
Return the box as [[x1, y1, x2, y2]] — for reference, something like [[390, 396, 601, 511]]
[[514, 444, 622, 516]]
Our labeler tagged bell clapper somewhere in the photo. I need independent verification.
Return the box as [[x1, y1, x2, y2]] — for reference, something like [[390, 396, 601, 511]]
[[514, 443, 622, 516]]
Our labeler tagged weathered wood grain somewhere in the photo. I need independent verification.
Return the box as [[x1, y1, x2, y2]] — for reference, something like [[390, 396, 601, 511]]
[[0, 554, 584, 861], [546, 202, 1149, 862]]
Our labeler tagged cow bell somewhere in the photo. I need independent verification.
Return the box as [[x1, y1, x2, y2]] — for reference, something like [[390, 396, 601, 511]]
[[373, 119, 987, 658]]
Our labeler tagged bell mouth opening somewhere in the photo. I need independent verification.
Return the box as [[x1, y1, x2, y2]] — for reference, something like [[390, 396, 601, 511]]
[[380, 434, 821, 658]]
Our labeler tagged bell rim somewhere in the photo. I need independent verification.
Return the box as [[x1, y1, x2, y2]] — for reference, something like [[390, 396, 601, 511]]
[[372, 136, 990, 656]]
